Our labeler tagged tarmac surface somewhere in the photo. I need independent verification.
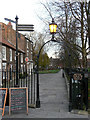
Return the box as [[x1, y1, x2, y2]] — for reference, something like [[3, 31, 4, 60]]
[[1, 69, 89, 119]]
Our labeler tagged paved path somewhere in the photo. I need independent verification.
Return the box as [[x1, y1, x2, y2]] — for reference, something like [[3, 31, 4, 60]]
[[3, 70, 89, 118]]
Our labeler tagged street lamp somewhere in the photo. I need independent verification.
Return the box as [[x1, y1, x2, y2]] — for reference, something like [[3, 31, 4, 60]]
[[49, 18, 57, 33], [36, 18, 57, 108], [49, 18, 57, 40]]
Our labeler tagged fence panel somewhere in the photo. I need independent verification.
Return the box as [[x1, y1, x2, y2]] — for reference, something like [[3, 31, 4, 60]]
[[69, 72, 88, 111], [1, 68, 37, 108]]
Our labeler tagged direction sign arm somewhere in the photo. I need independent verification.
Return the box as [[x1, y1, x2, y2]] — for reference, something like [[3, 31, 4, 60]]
[[4, 18, 16, 24]]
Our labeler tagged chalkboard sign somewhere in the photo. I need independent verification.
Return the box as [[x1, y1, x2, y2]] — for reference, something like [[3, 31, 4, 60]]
[[0, 88, 8, 116], [9, 87, 28, 115]]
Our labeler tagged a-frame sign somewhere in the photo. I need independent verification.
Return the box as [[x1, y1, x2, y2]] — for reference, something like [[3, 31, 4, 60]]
[[0, 88, 8, 116]]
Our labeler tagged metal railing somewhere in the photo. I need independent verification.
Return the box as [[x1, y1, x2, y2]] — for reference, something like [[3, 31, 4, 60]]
[[1, 68, 37, 107]]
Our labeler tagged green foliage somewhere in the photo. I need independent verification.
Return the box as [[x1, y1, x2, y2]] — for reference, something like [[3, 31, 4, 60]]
[[19, 72, 28, 79], [88, 68, 90, 72], [29, 32, 50, 69], [39, 53, 50, 70], [39, 69, 60, 74]]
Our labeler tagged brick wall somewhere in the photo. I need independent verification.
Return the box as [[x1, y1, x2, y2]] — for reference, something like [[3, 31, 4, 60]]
[[1, 22, 33, 72], [1, 22, 26, 52]]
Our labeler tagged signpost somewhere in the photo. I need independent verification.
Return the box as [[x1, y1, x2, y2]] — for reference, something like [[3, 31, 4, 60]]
[[0, 88, 8, 116], [4, 18, 16, 23], [4, 16, 34, 86], [4, 16, 19, 86], [18, 24, 34, 31]]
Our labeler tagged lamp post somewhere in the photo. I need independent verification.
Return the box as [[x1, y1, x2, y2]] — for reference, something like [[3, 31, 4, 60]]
[[15, 16, 19, 86], [36, 18, 57, 108]]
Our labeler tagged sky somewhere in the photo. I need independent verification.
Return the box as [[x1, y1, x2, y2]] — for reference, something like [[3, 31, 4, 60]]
[[0, 0, 46, 32], [1, 0, 89, 58], [0, 0, 56, 58]]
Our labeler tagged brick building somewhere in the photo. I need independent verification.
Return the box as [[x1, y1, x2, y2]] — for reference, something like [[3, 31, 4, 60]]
[[49, 57, 62, 69], [0, 22, 33, 79]]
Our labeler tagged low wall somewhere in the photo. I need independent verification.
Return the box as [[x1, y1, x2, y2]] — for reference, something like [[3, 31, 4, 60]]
[[62, 69, 69, 99]]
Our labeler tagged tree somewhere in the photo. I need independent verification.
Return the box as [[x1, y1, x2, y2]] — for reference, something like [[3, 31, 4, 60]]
[[69, 1, 90, 68], [26, 31, 50, 69], [39, 53, 50, 70], [39, 0, 90, 68]]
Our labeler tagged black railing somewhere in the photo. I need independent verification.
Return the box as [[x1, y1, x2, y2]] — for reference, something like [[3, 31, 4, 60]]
[[1, 68, 37, 107], [68, 68, 89, 111]]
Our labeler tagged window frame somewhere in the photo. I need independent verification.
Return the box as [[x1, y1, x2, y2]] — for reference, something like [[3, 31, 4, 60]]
[[2, 46, 6, 60], [10, 49, 12, 61]]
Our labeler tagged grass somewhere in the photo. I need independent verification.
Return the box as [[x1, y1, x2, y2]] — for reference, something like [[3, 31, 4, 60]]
[[39, 69, 60, 74]]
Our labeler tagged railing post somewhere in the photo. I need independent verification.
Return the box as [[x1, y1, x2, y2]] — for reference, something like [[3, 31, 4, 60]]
[[36, 56, 40, 108], [69, 73, 72, 112], [5, 71, 6, 88]]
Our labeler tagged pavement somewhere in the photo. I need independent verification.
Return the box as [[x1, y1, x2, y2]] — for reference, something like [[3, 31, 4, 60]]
[[1, 69, 89, 119]]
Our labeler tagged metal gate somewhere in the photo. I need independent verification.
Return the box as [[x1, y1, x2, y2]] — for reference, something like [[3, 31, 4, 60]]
[[1, 68, 37, 108], [69, 71, 88, 112]]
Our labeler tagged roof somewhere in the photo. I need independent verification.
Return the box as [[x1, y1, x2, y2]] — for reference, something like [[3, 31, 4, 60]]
[[1, 39, 16, 50], [0, 22, 25, 53], [0, 39, 25, 53]]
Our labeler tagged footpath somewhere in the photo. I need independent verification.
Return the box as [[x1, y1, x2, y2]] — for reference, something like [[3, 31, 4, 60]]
[[2, 69, 89, 119]]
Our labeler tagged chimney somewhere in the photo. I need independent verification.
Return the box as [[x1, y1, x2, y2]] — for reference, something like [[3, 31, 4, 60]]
[[7, 21, 12, 28], [7, 21, 12, 41]]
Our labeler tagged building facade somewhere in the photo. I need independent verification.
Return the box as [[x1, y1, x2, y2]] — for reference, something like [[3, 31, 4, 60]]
[[0, 22, 33, 85]]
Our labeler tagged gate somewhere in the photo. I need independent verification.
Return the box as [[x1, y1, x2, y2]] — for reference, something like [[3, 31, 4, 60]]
[[1, 68, 37, 108], [69, 71, 88, 112]]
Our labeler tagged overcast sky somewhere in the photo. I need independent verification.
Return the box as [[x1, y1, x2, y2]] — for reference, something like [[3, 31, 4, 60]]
[[0, 0, 47, 32], [1, 0, 88, 58], [0, 0, 56, 57]]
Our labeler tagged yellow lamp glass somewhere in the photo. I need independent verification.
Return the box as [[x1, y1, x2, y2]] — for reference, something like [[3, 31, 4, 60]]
[[49, 24, 57, 34]]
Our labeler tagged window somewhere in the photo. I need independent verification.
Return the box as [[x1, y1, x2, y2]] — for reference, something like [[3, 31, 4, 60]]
[[31, 43, 33, 51], [31, 52, 33, 60], [15, 51, 16, 61], [2, 46, 6, 60], [2, 63, 6, 70], [21, 53, 23, 63], [10, 65, 12, 80], [27, 50, 29, 57], [2, 63, 6, 79], [27, 40, 29, 49], [21, 64, 23, 69], [10, 49, 12, 61]]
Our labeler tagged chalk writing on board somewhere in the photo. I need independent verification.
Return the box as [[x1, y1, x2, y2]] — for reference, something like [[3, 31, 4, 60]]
[[9, 88, 28, 115]]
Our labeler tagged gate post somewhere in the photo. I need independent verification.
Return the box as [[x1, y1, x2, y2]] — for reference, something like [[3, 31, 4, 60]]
[[36, 57, 40, 108], [84, 72, 88, 110], [69, 72, 72, 112]]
